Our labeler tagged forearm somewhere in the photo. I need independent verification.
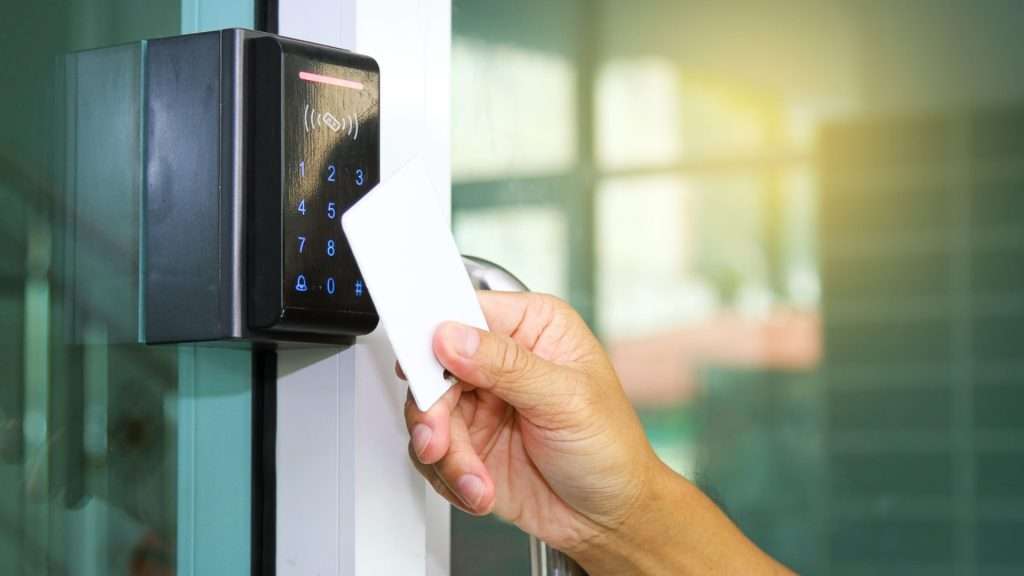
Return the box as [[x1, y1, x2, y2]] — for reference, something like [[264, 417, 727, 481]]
[[571, 461, 793, 575]]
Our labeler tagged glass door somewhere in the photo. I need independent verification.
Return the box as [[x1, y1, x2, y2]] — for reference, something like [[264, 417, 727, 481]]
[[0, 2, 257, 574]]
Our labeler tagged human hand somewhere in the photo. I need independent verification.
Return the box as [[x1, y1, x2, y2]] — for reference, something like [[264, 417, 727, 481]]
[[401, 291, 792, 575], [401, 291, 658, 556]]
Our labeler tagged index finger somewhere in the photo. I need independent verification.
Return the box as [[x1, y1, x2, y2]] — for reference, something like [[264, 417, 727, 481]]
[[404, 384, 462, 465]]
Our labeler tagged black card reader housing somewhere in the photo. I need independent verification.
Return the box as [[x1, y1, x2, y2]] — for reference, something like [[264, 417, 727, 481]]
[[137, 29, 379, 345]]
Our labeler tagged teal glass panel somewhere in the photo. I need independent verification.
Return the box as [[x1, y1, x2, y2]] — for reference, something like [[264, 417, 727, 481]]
[[176, 346, 252, 574], [0, 0, 254, 574]]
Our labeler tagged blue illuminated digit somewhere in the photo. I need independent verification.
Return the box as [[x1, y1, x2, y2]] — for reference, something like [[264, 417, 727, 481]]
[[298, 236, 306, 253], [355, 168, 365, 187], [298, 199, 306, 215], [326, 277, 336, 295], [327, 201, 336, 220], [327, 164, 336, 183], [299, 160, 305, 177], [327, 239, 336, 257]]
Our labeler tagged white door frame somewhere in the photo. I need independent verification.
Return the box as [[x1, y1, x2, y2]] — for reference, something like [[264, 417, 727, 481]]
[[275, 2, 452, 575]]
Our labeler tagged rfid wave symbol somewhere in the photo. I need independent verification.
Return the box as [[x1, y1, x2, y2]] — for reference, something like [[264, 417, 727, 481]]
[[304, 104, 359, 140]]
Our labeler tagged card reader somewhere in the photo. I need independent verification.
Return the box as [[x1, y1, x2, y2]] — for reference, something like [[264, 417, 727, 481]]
[[66, 29, 380, 345]]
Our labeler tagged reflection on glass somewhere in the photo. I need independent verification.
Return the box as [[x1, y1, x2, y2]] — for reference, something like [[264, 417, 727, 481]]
[[596, 58, 681, 170], [596, 175, 710, 337], [779, 166, 819, 308], [452, 38, 577, 182], [676, 74, 771, 159], [0, 1, 181, 574]]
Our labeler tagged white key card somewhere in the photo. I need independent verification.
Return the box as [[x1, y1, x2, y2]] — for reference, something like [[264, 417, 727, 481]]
[[341, 159, 488, 410]]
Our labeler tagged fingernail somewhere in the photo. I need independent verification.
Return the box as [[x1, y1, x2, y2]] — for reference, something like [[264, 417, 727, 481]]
[[412, 424, 432, 460], [451, 324, 480, 359], [456, 474, 485, 509]]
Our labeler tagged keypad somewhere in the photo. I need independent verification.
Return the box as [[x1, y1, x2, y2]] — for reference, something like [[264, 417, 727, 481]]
[[281, 53, 378, 316]]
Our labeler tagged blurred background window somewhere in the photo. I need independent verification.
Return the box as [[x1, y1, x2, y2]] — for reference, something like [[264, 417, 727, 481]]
[[452, 1, 1024, 574]]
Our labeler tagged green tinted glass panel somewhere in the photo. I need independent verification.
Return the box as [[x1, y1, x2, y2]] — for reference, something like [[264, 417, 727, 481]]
[[0, 1, 253, 574]]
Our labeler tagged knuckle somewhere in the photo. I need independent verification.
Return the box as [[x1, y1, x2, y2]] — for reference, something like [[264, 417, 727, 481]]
[[525, 292, 551, 312], [552, 297, 582, 326], [497, 339, 532, 379], [528, 293, 561, 324], [536, 293, 581, 334], [429, 474, 448, 496], [534, 292, 569, 313], [546, 292, 571, 311]]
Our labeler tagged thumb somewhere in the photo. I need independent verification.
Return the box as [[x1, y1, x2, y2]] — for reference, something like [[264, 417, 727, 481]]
[[433, 321, 570, 414]]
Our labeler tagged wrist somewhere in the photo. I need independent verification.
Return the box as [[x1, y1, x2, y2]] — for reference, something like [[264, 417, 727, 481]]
[[569, 458, 790, 576], [568, 456, 684, 574]]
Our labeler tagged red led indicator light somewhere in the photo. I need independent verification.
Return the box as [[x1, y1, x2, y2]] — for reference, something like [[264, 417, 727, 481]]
[[299, 71, 364, 91]]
